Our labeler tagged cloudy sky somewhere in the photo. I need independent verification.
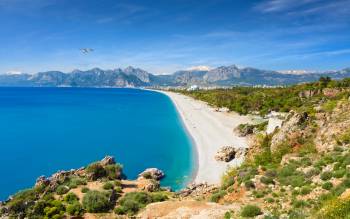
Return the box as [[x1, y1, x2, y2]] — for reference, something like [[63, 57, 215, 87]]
[[0, 0, 349, 74]]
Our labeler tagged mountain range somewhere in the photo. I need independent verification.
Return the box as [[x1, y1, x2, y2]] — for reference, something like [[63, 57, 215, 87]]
[[1, 65, 350, 87]]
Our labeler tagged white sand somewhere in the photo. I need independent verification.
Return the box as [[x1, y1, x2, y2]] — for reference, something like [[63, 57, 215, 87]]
[[158, 91, 252, 185]]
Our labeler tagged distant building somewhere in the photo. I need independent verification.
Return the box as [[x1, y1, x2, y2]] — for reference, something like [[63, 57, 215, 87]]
[[187, 85, 199, 91]]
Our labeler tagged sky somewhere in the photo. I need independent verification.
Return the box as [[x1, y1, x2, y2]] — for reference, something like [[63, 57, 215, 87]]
[[0, 0, 349, 74]]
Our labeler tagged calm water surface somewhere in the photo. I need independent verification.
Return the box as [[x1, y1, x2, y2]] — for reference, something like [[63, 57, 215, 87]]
[[0, 87, 194, 200]]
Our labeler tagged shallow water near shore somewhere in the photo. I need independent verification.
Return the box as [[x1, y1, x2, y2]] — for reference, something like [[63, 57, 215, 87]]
[[0, 87, 194, 200]]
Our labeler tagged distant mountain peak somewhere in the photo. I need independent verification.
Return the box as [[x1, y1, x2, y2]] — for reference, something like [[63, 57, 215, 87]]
[[187, 66, 212, 71]]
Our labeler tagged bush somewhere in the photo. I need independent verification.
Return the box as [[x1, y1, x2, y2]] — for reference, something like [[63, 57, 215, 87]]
[[115, 180, 122, 187], [292, 199, 308, 208], [116, 192, 154, 215], [333, 169, 346, 178], [66, 202, 84, 216], [103, 182, 114, 190], [82, 190, 111, 213], [244, 180, 255, 190], [300, 186, 312, 195], [68, 177, 87, 188], [240, 205, 262, 217], [115, 186, 123, 193], [105, 164, 123, 180], [150, 192, 168, 202], [221, 177, 235, 189], [43, 200, 65, 219], [56, 185, 69, 195], [81, 187, 90, 193], [260, 176, 275, 185], [321, 171, 333, 181], [209, 190, 227, 202], [322, 182, 333, 190], [253, 190, 265, 198], [63, 192, 79, 204], [224, 211, 233, 219], [86, 163, 107, 180]]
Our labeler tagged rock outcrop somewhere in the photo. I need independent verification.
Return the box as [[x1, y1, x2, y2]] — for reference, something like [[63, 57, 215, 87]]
[[214, 146, 236, 162], [178, 183, 218, 198], [138, 168, 165, 180], [270, 111, 308, 152], [100, 155, 116, 166], [140, 179, 161, 192]]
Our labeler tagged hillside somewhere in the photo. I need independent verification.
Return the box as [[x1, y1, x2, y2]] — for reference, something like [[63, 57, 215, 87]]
[[1, 66, 350, 87], [2, 78, 350, 218]]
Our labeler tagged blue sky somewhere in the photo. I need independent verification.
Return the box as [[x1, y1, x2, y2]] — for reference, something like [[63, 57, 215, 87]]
[[0, 0, 349, 74]]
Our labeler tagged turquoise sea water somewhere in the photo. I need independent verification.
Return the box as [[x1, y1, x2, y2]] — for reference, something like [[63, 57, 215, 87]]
[[0, 87, 194, 200]]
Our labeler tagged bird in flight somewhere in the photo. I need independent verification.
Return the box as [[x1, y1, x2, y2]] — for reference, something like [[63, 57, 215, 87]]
[[80, 48, 94, 54]]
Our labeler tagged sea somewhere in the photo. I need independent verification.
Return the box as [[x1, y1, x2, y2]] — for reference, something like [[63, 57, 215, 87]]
[[0, 87, 194, 200]]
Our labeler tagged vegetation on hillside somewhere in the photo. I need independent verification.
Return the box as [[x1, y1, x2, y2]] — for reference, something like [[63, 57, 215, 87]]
[[179, 77, 350, 115], [194, 77, 350, 218], [0, 159, 170, 218]]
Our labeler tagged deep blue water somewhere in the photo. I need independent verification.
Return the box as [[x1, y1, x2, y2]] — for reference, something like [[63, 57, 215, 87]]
[[0, 87, 194, 200]]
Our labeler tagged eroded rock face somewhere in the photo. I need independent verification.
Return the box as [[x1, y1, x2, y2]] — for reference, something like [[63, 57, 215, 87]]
[[141, 179, 161, 192], [138, 168, 165, 180], [35, 176, 50, 187], [214, 146, 236, 162], [100, 156, 116, 166], [270, 111, 308, 152], [178, 183, 218, 198]]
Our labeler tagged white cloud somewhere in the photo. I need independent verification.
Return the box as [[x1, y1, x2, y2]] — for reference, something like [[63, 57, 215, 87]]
[[254, 0, 319, 13]]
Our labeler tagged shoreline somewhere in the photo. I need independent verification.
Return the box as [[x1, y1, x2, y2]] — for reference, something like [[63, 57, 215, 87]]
[[154, 90, 252, 185]]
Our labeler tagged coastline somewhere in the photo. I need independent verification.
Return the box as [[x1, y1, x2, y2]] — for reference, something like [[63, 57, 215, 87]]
[[155, 90, 252, 185]]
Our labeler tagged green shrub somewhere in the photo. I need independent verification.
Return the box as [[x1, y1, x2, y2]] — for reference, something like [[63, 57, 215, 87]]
[[333, 169, 346, 178], [322, 182, 333, 190], [114, 206, 127, 215], [244, 180, 255, 190], [253, 190, 265, 198], [321, 171, 333, 181], [209, 190, 227, 202], [43, 200, 65, 219], [81, 187, 90, 193], [224, 211, 233, 219], [221, 177, 235, 189], [63, 192, 79, 204], [150, 192, 168, 202], [86, 163, 107, 180], [117, 192, 154, 215], [103, 182, 114, 190], [300, 186, 312, 195], [105, 164, 123, 180], [56, 185, 69, 195], [82, 190, 111, 213], [115, 180, 122, 187], [292, 199, 308, 208], [240, 205, 262, 217], [261, 176, 275, 185], [115, 186, 123, 193], [66, 202, 84, 216], [265, 197, 275, 203], [68, 177, 87, 188]]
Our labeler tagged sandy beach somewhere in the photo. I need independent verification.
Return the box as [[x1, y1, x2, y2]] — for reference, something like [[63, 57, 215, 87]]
[[159, 91, 252, 185]]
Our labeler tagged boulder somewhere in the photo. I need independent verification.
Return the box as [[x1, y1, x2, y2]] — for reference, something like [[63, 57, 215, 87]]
[[35, 176, 50, 187], [138, 168, 165, 180], [141, 179, 160, 192], [215, 146, 236, 162], [100, 156, 116, 166]]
